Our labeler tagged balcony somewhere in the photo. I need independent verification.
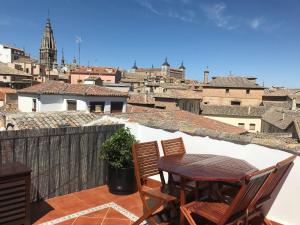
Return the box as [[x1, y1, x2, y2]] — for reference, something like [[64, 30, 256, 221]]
[[0, 113, 299, 225]]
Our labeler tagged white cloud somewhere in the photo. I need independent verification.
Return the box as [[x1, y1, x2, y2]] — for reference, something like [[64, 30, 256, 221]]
[[250, 17, 264, 29], [136, 0, 196, 23], [138, 0, 161, 15], [201, 3, 238, 30]]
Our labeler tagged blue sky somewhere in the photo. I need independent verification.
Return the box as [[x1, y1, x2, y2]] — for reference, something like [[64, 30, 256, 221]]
[[0, 0, 299, 87]]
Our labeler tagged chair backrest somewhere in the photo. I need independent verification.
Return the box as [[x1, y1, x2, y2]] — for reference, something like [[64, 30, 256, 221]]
[[219, 165, 275, 225], [132, 141, 161, 190], [249, 155, 297, 210], [161, 137, 186, 156]]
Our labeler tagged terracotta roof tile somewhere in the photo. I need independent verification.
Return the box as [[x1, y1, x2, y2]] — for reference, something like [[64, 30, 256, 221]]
[[18, 81, 128, 97], [0, 62, 31, 76], [128, 94, 155, 104], [6, 111, 98, 130], [204, 76, 264, 89], [154, 89, 202, 100], [71, 66, 118, 75], [200, 105, 266, 118], [111, 110, 246, 135], [262, 108, 300, 130]]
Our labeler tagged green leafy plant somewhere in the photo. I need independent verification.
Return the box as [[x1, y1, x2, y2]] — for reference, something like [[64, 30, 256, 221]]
[[100, 127, 138, 169]]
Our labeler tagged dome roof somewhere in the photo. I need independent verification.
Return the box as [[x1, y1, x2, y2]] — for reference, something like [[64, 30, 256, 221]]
[[162, 57, 170, 67], [179, 61, 185, 70], [131, 60, 138, 70]]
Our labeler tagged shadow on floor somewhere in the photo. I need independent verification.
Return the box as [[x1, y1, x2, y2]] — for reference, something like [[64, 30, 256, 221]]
[[31, 200, 55, 224]]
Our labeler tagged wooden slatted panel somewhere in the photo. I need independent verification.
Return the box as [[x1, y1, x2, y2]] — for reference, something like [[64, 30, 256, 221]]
[[49, 136, 60, 198], [69, 133, 80, 193], [26, 137, 39, 202], [59, 134, 70, 196], [252, 155, 297, 208], [80, 132, 89, 190], [133, 141, 160, 179], [161, 137, 185, 156], [0, 177, 27, 225], [0, 124, 124, 202], [229, 167, 275, 220], [38, 136, 50, 200]]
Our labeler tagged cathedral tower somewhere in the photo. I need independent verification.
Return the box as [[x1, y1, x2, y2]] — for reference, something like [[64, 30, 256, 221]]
[[40, 17, 57, 70]]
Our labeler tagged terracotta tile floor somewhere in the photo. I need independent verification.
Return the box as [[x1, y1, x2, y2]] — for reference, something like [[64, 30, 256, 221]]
[[31, 185, 144, 225]]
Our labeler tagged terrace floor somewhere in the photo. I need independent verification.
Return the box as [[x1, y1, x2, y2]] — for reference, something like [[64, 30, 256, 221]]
[[31, 185, 146, 225]]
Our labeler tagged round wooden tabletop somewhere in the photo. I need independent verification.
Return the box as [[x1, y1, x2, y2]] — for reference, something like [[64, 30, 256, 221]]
[[158, 154, 258, 183]]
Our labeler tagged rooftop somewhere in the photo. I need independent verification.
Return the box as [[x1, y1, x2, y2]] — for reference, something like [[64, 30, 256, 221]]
[[127, 94, 155, 105], [264, 88, 300, 97], [203, 76, 264, 89], [154, 89, 202, 100], [0, 104, 19, 115], [0, 62, 32, 76], [28, 121, 299, 225], [71, 66, 119, 75], [90, 109, 247, 136], [0, 87, 16, 101], [200, 104, 266, 118], [5, 111, 100, 130], [262, 107, 300, 130], [18, 81, 128, 97]]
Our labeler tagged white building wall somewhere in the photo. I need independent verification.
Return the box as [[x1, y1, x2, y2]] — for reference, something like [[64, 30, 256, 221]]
[[0, 44, 12, 63], [39, 95, 64, 111], [18, 94, 127, 113], [120, 122, 299, 225], [18, 94, 39, 112], [204, 115, 262, 132]]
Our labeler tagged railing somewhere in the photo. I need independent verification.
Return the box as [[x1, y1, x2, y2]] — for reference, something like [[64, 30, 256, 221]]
[[0, 124, 124, 202]]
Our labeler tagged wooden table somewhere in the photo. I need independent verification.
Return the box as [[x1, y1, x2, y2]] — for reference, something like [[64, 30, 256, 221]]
[[158, 154, 257, 224]]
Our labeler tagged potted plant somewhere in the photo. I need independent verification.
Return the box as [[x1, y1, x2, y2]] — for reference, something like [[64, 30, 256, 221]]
[[100, 127, 138, 195]]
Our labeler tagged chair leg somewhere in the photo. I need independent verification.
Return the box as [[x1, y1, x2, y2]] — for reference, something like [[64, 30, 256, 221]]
[[133, 195, 165, 225], [180, 206, 197, 225]]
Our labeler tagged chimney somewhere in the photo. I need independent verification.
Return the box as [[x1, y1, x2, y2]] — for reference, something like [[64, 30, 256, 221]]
[[204, 69, 209, 84], [291, 98, 296, 111], [248, 105, 251, 115], [282, 111, 285, 120]]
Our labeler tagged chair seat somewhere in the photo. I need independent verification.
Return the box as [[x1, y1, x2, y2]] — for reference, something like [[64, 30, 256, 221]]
[[142, 187, 177, 202], [184, 201, 229, 224]]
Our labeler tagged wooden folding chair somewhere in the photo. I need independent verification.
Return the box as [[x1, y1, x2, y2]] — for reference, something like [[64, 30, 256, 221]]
[[161, 137, 208, 199], [161, 137, 186, 157], [248, 155, 297, 224], [180, 165, 276, 225], [132, 141, 177, 225]]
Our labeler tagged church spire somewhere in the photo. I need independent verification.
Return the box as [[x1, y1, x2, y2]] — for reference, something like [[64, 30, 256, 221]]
[[131, 60, 138, 70], [40, 16, 57, 70], [61, 48, 65, 66]]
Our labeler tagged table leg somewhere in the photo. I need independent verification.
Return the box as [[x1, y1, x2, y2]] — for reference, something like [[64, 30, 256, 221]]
[[180, 177, 186, 225]]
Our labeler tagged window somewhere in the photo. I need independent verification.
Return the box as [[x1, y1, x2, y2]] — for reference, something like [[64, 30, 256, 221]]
[[90, 102, 105, 113], [231, 101, 241, 106], [3, 76, 7, 80], [226, 89, 230, 93], [249, 123, 256, 130], [246, 89, 250, 94], [32, 99, 37, 112], [111, 102, 123, 113], [26, 68, 29, 73], [67, 100, 77, 111], [238, 123, 245, 128]]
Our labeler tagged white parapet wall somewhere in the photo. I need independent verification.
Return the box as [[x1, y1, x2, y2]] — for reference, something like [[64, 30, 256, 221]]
[[124, 122, 299, 225]]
